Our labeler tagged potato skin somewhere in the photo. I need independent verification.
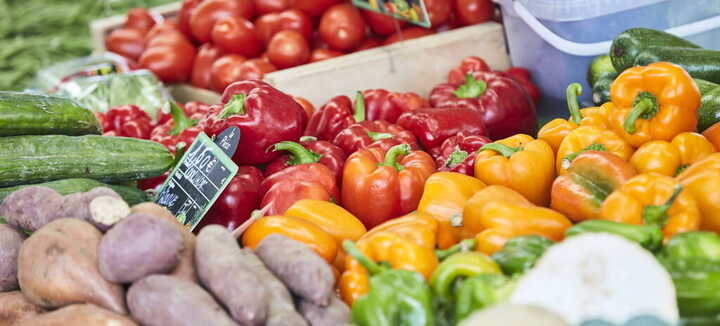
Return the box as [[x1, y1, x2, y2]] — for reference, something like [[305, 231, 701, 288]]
[[17, 218, 126, 314], [256, 234, 335, 306], [0, 224, 24, 292], [98, 213, 183, 284], [0, 291, 45, 326], [127, 275, 237, 326], [299, 295, 351, 326], [196, 225, 268, 325], [15, 304, 137, 326], [0, 186, 63, 231]]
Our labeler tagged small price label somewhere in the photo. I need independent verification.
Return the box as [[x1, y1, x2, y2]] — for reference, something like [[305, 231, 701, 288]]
[[155, 132, 239, 231], [353, 0, 431, 28]]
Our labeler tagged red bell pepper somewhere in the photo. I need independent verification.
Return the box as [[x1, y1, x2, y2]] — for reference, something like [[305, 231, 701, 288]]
[[259, 163, 339, 216], [341, 144, 436, 228], [195, 166, 264, 232], [362, 89, 428, 123], [332, 120, 419, 155], [138, 171, 170, 191], [264, 137, 347, 183], [435, 132, 491, 176], [503, 67, 541, 105], [430, 72, 538, 140], [396, 107, 488, 157], [204, 80, 306, 165], [446, 56, 540, 106], [98, 104, 155, 139], [304, 91, 364, 141], [156, 101, 212, 126], [150, 102, 208, 154]]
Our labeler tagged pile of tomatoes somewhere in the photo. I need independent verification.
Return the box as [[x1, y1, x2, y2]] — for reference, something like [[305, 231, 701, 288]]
[[105, 0, 495, 92]]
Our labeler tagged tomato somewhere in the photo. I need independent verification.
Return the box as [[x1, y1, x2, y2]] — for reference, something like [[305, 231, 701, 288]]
[[192, 43, 224, 89], [178, 0, 202, 38], [383, 27, 434, 45], [356, 36, 382, 51], [145, 30, 190, 48], [189, 0, 256, 43], [293, 96, 315, 119], [254, 13, 280, 44], [361, 9, 404, 36], [210, 54, 248, 92], [266, 30, 310, 69], [237, 58, 277, 80], [424, 0, 452, 27], [309, 48, 343, 62], [289, 0, 338, 17], [254, 9, 312, 44], [105, 28, 145, 60], [254, 0, 288, 15], [125, 8, 157, 33], [139, 42, 197, 83], [319, 4, 366, 51], [211, 16, 262, 57], [455, 0, 493, 26], [145, 21, 180, 42]]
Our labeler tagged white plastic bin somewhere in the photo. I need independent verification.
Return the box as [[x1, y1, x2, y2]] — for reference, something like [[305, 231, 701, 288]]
[[495, 0, 720, 118]]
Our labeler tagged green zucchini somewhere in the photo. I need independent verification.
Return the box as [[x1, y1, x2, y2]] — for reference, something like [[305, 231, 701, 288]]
[[0, 92, 101, 136], [632, 47, 720, 83], [587, 54, 617, 87], [0, 135, 173, 186], [0, 178, 149, 205], [695, 78, 719, 95], [697, 79, 720, 132], [610, 28, 701, 72]]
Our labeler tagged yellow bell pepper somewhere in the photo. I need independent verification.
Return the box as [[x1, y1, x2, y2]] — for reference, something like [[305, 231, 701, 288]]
[[630, 132, 716, 176], [284, 199, 367, 243], [678, 153, 720, 233], [556, 125, 634, 176]]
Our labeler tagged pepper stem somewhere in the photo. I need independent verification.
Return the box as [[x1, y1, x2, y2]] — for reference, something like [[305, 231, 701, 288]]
[[562, 143, 607, 169], [343, 240, 384, 275], [643, 185, 683, 227], [168, 102, 198, 136], [378, 144, 411, 171], [480, 143, 522, 158], [623, 92, 659, 134], [299, 136, 318, 142], [445, 150, 469, 168], [435, 239, 477, 260], [368, 131, 392, 141], [566, 83, 583, 124], [453, 74, 488, 99], [219, 94, 247, 119], [353, 91, 366, 122], [270, 141, 321, 165], [675, 164, 689, 176]]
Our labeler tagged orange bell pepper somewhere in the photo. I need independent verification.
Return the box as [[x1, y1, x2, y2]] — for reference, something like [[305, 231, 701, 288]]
[[284, 199, 367, 243], [361, 211, 438, 249], [702, 122, 720, 150], [678, 153, 720, 233], [342, 143, 435, 229], [599, 173, 701, 240], [630, 132, 716, 176], [463, 185, 572, 255], [551, 150, 637, 222], [538, 83, 611, 152], [556, 125, 634, 176], [608, 62, 701, 148], [474, 134, 555, 206], [242, 215, 338, 263], [417, 172, 486, 249]]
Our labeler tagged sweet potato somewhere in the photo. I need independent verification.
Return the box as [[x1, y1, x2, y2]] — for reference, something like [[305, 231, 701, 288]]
[[0, 291, 45, 326], [15, 304, 137, 326], [56, 187, 127, 231], [98, 213, 183, 284], [0, 186, 63, 231], [196, 225, 268, 325], [127, 275, 237, 326], [298, 295, 351, 326], [0, 224, 24, 292], [88, 196, 130, 231], [17, 218, 126, 314], [240, 248, 308, 326], [256, 234, 334, 306]]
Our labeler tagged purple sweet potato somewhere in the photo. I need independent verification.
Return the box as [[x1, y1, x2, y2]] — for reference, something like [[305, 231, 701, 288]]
[[196, 225, 268, 325], [56, 187, 127, 231], [17, 218, 126, 314], [98, 213, 183, 284], [299, 295, 351, 326], [127, 275, 237, 326], [0, 291, 45, 326], [0, 224, 24, 292], [0, 186, 63, 231], [255, 234, 334, 306], [15, 304, 137, 326], [87, 195, 130, 231]]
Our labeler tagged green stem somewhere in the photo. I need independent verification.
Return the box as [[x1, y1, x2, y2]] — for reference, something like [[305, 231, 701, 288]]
[[368, 131, 392, 141], [480, 143, 522, 158], [270, 141, 321, 165], [299, 136, 318, 142], [623, 92, 659, 134], [218, 94, 247, 119], [643, 185, 683, 227], [445, 150, 469, 168], [563, 143, 607, 168], [343, 240, 384, 275], [354, 91, 366, 122], [675, 164, 689, 176], [566, 83, 583, 124], [168, 102, 198, 136], [453, 74, 488, 99], [378, 144, 411, 171], [435, 239, 477, 260]]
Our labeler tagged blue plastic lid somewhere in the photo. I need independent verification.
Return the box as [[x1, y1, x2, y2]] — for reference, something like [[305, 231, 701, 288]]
[[514, 0, 670, 22]]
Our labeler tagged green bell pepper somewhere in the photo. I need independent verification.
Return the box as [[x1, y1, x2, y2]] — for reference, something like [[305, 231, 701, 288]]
[[566, 220, 664, 252], [344, 240, 435, 326], [490, 235, 553, 275], [431, 244, 501, 301], [453, 273, 516, 324]]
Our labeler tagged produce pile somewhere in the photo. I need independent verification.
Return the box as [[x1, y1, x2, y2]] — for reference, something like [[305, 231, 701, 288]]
[[104, 0, 496, 91]]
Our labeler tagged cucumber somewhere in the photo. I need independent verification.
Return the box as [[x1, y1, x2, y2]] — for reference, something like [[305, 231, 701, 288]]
[[632, 47, 720, 83], [587, 55, 617, 87], [610, 28, 701, 72], [695, 78, 719, 95], [698, 82, 720, 132], [591, 74, 615, 105], [0, 135, 173, 186], [0, 178, 148, 205], [0, 92, 101, 136]]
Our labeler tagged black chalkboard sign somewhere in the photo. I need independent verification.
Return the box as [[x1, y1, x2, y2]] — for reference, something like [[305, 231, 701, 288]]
[[155, 132, 239, 231]]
